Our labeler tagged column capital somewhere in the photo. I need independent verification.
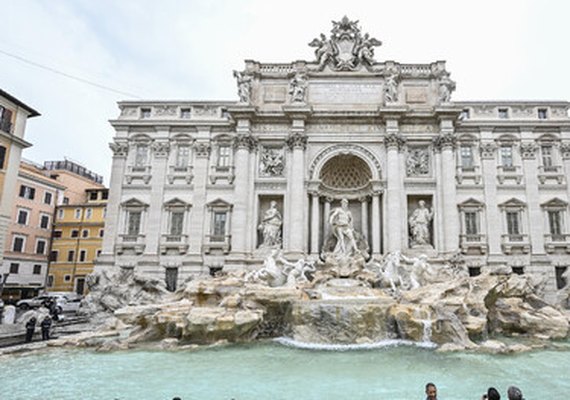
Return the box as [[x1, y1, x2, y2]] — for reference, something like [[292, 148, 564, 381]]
[[433, 133, 456, 151], [560, 142, 570, 160], [286, 132, 307, 151], [520, 141, 538, 160], [193, 141, 211, 158], [384, 133, 406, 150], [151, 141, 171, 158], [479, 141, 497, 159], [109, 141, 129, 158], [233, 134, 259, 152]]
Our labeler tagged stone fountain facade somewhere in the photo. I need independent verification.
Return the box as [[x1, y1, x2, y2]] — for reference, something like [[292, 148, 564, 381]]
[[97, 17, 570, 301]]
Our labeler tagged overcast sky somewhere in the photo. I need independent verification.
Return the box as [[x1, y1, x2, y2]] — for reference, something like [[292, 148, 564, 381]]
[[1, 0, 569, 183]]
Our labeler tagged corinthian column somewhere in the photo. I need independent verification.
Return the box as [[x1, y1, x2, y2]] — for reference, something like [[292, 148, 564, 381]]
[[385, 129, 405, 253], [188, 140, 211, 256], [310, 191, 320, 255], [286, 131, 307, 256], [231, 128, 257, 257], [434, 126, 459, 253]]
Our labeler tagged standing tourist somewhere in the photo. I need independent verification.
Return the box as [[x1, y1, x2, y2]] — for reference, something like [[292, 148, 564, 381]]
[[25, 317, 36, 343]]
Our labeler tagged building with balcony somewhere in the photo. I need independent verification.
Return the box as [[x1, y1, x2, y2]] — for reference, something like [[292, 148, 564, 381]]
[[0, 89, 39, 269], [97, 18, 570, 297]]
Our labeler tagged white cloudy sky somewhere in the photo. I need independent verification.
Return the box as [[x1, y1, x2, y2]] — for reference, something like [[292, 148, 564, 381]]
[[1, 0, 569, 183]]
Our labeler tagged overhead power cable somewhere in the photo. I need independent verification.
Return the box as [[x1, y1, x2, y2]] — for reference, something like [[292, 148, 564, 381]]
[[0, 48, 142, 99]]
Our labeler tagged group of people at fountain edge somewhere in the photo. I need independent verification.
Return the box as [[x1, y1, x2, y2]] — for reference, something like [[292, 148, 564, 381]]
[[426, 382, 525, 400]]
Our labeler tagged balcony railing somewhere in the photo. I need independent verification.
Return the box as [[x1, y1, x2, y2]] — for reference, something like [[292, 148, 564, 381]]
[[459, 234, 487, 254], [209, 165, 235, 185], [501, 233, 530, 254], [167, 165, 194, 184], [497, 165, 523, 184], [116, 234, 146, 254], [456, 165, 481, 184], [126, 165, 152, 184], [202, 234, 231, 254], [160, 234, 189, 254], [538, 165, 565, 184], [544, 233, 570, 253]]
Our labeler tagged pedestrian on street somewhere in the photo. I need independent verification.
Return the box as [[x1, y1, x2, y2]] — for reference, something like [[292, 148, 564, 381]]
[[25, 317, 36, 343], [41, 315, 52, 340]]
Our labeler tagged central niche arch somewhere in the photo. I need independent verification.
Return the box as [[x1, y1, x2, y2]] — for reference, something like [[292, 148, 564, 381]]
[[319, 154, 372, 191]]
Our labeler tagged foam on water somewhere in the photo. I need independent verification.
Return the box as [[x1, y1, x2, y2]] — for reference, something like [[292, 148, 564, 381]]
[[274, 336, 437, 351]]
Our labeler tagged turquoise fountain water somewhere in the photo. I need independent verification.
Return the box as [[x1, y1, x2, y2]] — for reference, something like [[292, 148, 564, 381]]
[[1, 342, 569, 399]]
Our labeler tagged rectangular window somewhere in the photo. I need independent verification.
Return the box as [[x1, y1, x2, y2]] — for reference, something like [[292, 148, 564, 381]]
[[217, 145, 231, 167], [555, 266, 568, 290], [500, 146, 513, 168], [89, 191, 98, 201], [82, 229, 89, 238], [63, 197, 69, 205], [541, 145, 554, 169], [33, 264, 42, 275], [47, 275, 54, 288], [460, 109, 470, 120], [99, 229, 104, 238], [180, 108, 191, 119], [0, 145, 6, 169], [49, 250, 58, 262], [96, 249, 102, 257], [19, 185, 35, 200], [512, 266, 524, 275], [74, 208, 82, 219], [79, 250, 87, 262], [67, 250, 75, 262], [141, 108, 151, 118], [135, 144, 148, 167], [464, 212, 478, 236], [176, 145, 190, 168], [498, 108, 509, 119], [170, 211, 184, 236], [506, 211, 520, 236], [44, 192, 53, 205], [548, 210, 562, 236], [17, 209, 29, 225], [102, 191, 109, 200], [12, 236, 25, 252], [36, 239, 46, 255], [127, 211, 142, 236], [86, 208, 93, 219], [460, 146, 474, 169], [64, 275, 71, 282], [40, 214, 50, 229], [71, 230, 79, 238], [57, 209, 64, 219], [9, 263, 19, 274], [53, 230, 62, 238], [213, 212, 227, 240], [538, 108, 548, 119]]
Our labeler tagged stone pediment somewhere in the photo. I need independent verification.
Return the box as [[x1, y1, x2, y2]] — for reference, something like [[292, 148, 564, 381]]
[[163, 198, 191, 209], [499, 198, 527, 209], [121, 198, 149, 208], [541, 198, 568, 209], [206, 198, 233, 209], [458, 198, 486, 209]]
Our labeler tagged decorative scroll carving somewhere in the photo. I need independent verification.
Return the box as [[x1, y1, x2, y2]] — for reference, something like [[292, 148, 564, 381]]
[[479, 142, 497, 159], [151, 141, 171, 157], [194, 142, 211, 158], [109, 142, 129, 157], [286, 133, 307, 151], [406, 147, 430, 176], [259, 147, 285, 176], [433, 133, 456, 151], [308, 16, 382, 71], [233, 71, 252, 104], [519, 142, 538, 159], [289, 72, 308, 103], [233, 134, 259, 151], [384, 133, 406, 150], [154, 105, 177, 117], [559, 142, 570, 160]]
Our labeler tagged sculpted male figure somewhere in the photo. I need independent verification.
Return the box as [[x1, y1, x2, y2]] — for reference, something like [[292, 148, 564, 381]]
[[329, 198, 358, 257], [258, 201, 282, 248], [409, 200, 434, 246]]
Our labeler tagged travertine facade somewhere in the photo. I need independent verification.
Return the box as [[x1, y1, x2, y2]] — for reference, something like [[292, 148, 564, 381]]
[[98, 18, 570, 295]]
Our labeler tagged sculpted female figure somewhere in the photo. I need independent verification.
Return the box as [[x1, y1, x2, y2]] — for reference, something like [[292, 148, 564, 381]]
[[258, 201, 282, 248], [408, 200, 434, 246]]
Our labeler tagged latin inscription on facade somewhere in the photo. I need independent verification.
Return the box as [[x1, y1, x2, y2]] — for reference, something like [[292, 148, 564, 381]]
[[309, 82, 383, 104]]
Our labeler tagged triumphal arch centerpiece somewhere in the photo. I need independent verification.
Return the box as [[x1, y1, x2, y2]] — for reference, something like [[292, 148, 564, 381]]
[[98, 17, 570, 298]]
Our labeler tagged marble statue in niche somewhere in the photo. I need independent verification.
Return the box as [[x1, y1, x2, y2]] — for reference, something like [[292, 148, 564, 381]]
[[258, 201, 282, 248], [409, 200, 434, 247]]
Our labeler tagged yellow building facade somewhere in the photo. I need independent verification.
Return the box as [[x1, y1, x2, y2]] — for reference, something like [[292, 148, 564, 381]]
[[48, 188, 108, 294]]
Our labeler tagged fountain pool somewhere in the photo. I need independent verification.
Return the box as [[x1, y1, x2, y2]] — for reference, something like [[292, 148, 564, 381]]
[[1, 341, 569, 399]]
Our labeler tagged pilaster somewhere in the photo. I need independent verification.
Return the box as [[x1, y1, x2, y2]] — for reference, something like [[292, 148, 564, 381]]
[[520, 138, 545, 254], [480, 139, 502, 257], [384, 119, 405, 253]]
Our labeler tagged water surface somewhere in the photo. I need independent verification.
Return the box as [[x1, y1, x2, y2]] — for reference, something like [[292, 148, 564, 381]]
[[1, 341, 569, 399]]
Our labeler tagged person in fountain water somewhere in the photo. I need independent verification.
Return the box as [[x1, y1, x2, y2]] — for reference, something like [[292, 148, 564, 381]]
[[425, 382, 438, 400], [482, 387, 501, 400], [507, 386, 524, 400]]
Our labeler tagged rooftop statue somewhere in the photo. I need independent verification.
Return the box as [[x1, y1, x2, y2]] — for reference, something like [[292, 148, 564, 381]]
[[308, 16, 382, 71]]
